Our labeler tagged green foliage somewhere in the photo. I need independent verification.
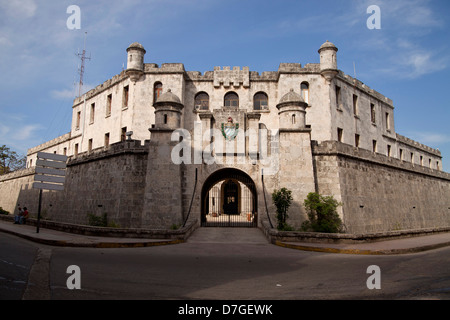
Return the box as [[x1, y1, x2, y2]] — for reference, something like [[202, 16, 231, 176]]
[[87, 213, 120, 228], [302, 192, 343, 233], [87, 213, 108, 227], [0, 207, 9, 215], [272, 188, 293, 230], [0, 145, 26, 175]]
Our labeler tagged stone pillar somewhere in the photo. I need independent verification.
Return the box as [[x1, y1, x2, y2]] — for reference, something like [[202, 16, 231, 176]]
[[247, 112, 261, 161], [276, 90, 316, 227], [142, 90, 185, 228]]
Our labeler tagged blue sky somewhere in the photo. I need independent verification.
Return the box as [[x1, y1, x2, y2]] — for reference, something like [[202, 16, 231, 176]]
[[0, 0, 449, 171]]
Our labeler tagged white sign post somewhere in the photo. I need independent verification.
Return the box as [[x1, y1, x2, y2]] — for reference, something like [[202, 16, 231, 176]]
[[32, 152, 68, 233]]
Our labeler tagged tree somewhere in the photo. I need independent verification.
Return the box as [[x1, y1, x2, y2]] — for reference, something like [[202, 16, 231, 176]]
[[302, 192, 343, 233], [272, 188, 293, 230], [0, 145, 26, 175]]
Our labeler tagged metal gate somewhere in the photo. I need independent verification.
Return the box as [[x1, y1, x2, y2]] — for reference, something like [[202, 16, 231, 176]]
[[201, 169, 257, 227]]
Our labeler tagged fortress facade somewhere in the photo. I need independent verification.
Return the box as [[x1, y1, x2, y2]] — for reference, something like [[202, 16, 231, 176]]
[[1, 41, 449, 233]]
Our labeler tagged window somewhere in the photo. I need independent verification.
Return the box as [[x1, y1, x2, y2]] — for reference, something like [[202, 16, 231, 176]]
[[154, 82, 163, 103], [88, 139, 93, 152], [123, 86, 129, 108], [335, 86, 341, 109], [437, 161, 440, 171], [76, 111, 81, 129], [194, 92, 210, 110], [355, 134, 360, 147], [164, 114, 168, 124], [74, 143, 79, 156], [90, 103, 95, 124], [399, 148, 403, 161], [429, 159, 432, 168], [420, 155, 423, 166], [292, 114, 296, 125], [105, 133, 110, 147], [121, 127, 127, 142], [387, 145, 391, 157], [63, 148, 67, 156], [337, 128, 343, 142], [353, 94, 358, 116], [301, 82, 309, 104], [370, 103, 376, 123], [224, 92, 239, 108], [106, 94, 112, 116], [385, 112, 390, 131], [372, 140, 377, 152], [253, 92, 268, 110], [411, 152, 414, 163]]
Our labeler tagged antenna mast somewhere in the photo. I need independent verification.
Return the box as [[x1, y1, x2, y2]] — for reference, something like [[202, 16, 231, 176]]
[[77, 32, 91, 97]]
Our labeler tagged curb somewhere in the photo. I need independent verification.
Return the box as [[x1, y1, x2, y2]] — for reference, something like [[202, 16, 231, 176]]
[[275, 240, 450, 255]]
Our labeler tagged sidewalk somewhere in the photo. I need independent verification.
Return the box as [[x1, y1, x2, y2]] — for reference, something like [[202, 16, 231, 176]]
[[1, 219, 449, 254], [275, 232, 450, 255], [0, 220, 183, 248]]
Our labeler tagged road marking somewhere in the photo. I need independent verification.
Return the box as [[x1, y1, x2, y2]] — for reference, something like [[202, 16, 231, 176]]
[[22, 248, 52, 300]]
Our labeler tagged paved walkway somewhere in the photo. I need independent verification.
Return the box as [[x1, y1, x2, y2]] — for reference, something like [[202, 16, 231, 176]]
[[1, 220, 449, 254]]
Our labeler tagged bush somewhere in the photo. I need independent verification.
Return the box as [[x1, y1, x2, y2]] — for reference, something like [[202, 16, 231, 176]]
[[0, 207, 9, 215], [87, 213, 108, 227], [302, 192, 343, 233], [272, 188, 293, 230]]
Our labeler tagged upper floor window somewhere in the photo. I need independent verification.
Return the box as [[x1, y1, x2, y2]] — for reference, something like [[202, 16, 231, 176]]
[[154, 82, 163, 103], [301, 82, 309, 104], [253, 92, 268, 110], [370, 103, 376, 123], [353, 94, 358, 116], [194, 92, 210, 110], [224, 92, 239, 108], [106, 94, 112, 116], [90, 103, 95, 124], [335, 85, 342, 109], [123, 85, 129, 108]]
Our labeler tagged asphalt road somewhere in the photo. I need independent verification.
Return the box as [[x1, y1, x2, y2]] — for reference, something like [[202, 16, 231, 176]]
[[1, 231, 450, 301]]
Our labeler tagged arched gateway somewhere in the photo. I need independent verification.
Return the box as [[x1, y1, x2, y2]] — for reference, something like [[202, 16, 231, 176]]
[[201, 168, 257, 227]]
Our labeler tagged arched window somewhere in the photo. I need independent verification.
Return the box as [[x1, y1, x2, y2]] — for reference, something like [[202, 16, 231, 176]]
[[253, 92, 268, 110], [154, 82, 163, 103], [224, 92, 239, 108], [301, 82, 309, 104], [194, 92, 210, 110]]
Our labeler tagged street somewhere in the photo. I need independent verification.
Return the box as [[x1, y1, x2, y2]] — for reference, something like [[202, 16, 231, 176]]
[[1, 230, 449, 301]]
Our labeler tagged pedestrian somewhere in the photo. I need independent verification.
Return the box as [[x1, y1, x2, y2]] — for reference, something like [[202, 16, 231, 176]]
[[20, 207, 29, 225], [14, 206, 23, 224]]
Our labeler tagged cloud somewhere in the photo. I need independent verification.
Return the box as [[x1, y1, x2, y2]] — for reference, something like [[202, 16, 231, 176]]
[[406, 132, 450, 146], [0, 0, 37, 19]]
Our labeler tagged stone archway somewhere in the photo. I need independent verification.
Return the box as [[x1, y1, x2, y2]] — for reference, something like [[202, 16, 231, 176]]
[[201, 168, 257, 227]]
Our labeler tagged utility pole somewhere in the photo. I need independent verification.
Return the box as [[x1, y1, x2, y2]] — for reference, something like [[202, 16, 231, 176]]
[[77, 32, 91, 97]]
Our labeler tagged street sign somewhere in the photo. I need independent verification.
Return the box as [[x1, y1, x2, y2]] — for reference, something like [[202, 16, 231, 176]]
[[32, 152, 68, 233], [33, 152, 68, 191]]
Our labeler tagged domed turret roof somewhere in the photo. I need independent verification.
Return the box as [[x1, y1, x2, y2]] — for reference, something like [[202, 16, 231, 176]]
[[278, 89, 304, 105], [319, 40, 338, 52], [155, 89, 182, 105], [127, 42, 146, 52]]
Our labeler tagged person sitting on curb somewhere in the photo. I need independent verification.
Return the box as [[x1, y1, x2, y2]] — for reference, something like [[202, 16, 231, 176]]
[[20, 207, 29, 225], [14, 206, 23, 224]]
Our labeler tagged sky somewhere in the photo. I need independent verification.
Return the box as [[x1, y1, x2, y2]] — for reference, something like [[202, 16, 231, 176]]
[[0, 0, 449, 171]]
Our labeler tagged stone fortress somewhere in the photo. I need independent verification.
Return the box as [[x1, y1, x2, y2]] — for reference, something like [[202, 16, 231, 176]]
[[1, 40, 449, 234]]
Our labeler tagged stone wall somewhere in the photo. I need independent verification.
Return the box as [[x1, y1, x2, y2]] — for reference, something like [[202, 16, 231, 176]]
[[313, 141, 450, 234], [1, 140, 149, 228]]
